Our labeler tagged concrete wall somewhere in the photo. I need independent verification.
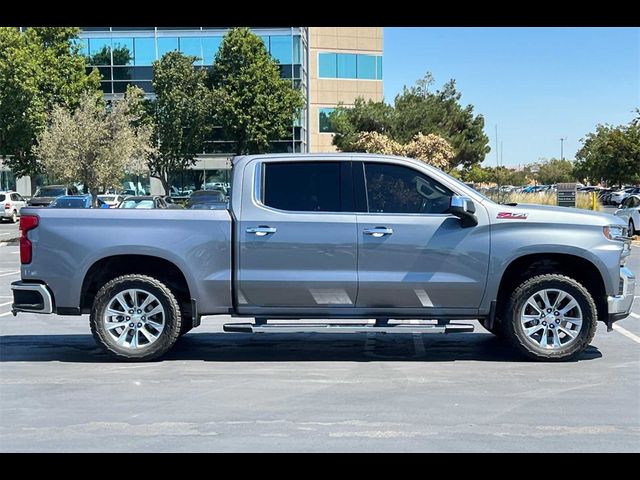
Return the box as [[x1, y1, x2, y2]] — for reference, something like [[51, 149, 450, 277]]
[[309, 27, 384, 153]]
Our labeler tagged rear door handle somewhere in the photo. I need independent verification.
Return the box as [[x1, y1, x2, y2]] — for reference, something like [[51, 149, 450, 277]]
[[246, 226, 277, 236], [363, 227, 393, 237]]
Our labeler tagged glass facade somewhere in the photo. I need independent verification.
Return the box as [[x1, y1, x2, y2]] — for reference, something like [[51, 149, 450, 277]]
[[80, 27, 309, 155], [318, 52, 382, 80]]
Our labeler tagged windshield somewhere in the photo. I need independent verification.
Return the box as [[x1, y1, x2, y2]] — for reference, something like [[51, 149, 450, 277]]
[[120, 199, 154, 209], [36, 187, 66, 197], [51, 198, 85, 208]]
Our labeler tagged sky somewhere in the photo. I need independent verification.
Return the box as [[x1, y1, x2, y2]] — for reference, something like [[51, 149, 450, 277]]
[[383, 27, 640, 168]]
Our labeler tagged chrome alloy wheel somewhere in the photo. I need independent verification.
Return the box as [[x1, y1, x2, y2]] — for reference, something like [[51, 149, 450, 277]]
[[519, 288, 583, 350], [103, 289, 165, 349]]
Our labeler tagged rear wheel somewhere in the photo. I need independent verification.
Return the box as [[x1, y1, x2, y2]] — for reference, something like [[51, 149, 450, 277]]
[[11, 210, 17, 223], [503, 274, 597, 361], [90, 274, 182, 361]]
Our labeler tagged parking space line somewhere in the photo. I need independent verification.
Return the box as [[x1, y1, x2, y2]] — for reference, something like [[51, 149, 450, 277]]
[[613, 324, 640, 344], [0, 271, 20, 277], [629, 312, 640, 319], [0, 301, 12, 307], [0, 311, 13, 317]]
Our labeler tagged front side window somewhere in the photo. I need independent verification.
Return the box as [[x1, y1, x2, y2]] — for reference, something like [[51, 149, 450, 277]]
[[364, 162, 452, 214], [263, 162, 341, 212]]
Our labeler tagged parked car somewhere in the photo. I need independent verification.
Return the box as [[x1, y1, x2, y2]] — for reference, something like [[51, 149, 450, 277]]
[[118, 196, 168, 209], [27, 185, 80, 207], [615, 195, 640, 236], [97, 194, 126, 208], [11, 153, 635, 362], [0, 191, 27, 223], [161, 196, 184, 209], [186, 190, 227, 210], [610, 187, 640, 206], [49, 195, 109, 209]]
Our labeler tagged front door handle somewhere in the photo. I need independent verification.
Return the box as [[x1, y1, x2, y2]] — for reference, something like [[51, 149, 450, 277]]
[[363, 227, 393, 238], [246, 226, 277, 236]]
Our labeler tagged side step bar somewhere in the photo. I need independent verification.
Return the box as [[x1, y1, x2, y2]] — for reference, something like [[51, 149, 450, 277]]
[[223, 322, 474, 334]]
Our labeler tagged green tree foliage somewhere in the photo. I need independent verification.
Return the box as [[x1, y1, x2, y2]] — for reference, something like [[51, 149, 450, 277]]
[[330, 73, 490, 171], [536, 158, 575, 185], [149, 51, 212, 194], [34, 89, 153, 205], [574, 117, 640, 187], [0, 27, 100, 178], [209, 27, 305, 154]]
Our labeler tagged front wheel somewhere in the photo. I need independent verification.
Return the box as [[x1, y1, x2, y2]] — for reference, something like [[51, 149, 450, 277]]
[[503, 274, 597, 361], [90, 274, 182, 361]]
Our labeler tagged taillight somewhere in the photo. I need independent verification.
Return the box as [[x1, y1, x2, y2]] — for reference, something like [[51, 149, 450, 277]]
[[19, 215, 39, 264], [4, 203, 10, 209]]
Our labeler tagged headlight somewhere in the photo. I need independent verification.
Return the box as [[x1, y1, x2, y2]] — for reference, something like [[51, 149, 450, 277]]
[[603, 225, 627, 241]]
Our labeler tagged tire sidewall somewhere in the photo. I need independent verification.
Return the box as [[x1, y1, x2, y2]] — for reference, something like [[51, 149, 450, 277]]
[[506, 276, 597, 360], [91, 277, 181, 360]]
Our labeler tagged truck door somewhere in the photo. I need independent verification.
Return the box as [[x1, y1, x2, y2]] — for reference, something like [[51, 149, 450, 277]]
[[237, 159, 358, 309], [354, 160, 490, 313]]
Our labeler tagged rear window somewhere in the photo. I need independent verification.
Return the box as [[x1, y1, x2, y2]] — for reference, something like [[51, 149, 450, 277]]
[[100, 196, 115, 202], [263, 162, 341, 212], [51, 198, 85, 208], [36, 187, 66, 197], [120, 200, 154, 209]]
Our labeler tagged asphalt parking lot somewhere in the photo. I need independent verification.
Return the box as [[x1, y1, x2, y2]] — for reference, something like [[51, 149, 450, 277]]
[[0, 242, 639, 452]]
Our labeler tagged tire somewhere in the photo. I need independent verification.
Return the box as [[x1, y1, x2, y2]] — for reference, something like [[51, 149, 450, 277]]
[[11, 210, 17, 223], [629, 219, 636, 236], [503, 274, 597, 361], [90, 274, 182, 361]]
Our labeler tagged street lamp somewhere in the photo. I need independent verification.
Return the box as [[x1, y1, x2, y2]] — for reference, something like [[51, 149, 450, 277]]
[[560, 137, 567, 161]]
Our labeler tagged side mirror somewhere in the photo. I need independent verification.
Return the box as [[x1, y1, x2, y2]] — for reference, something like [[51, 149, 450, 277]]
[[448, 195, 478, 227]]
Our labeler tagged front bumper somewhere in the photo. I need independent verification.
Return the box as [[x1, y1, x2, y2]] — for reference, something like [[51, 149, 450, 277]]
[[608, 267, 636, 323]]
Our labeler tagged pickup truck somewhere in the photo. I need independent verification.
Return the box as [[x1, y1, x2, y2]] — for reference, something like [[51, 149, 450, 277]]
[[11, 154, 636, 361]]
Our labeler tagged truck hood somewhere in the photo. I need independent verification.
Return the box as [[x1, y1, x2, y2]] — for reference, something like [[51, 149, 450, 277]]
[[488, 202, 625, 227]]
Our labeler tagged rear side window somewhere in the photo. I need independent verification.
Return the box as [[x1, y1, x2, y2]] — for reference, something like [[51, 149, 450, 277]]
[[263, 162, 341, 212], [0, 195, 5, 202], [364, 162, 452, 214]]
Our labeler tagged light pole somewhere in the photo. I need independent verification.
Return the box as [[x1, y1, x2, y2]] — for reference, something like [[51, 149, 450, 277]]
[[560, 137, 567, 161]]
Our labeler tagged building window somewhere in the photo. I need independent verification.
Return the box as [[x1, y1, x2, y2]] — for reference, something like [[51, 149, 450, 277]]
[[202, 37, 222, 65], [157, 37, 178, 59], [179, 37, 203, 64], [319, 108, 335, 133], [134, 37, 155, 66], [318, 52, 383, 80], [270, 35, 292, 64], [357, 54, 376, 80], [318, 53, 337, 78], [88, 38, 111, 65]]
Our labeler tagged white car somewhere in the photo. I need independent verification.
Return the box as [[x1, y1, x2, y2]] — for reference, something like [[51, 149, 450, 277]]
[[0, 191, 27, 223], [615, 195, 640, 235], [610, 187, 640, 206], [97, 194, 126, 208]]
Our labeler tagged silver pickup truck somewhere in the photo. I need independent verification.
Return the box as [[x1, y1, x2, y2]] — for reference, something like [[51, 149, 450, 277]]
[[11, 154, 636, 361]]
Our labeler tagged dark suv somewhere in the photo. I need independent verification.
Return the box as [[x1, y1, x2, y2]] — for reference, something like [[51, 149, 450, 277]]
[[27, 185, 79, 207]]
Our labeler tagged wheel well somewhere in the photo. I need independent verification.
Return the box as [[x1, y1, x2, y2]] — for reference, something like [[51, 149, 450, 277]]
[[496, 253, 607, 322], [81, 255, 192, 316]]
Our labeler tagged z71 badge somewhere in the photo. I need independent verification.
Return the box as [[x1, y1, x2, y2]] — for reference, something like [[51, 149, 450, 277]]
[[497, 212, 528, 220]]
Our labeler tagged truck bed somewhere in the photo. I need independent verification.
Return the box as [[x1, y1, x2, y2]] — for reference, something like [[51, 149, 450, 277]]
[[20, 207, 232, 315]]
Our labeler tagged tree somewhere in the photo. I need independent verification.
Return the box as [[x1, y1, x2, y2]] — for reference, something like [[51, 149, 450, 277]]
[[34, 89, 153, 205], [536, 158, 575, 185], [350, 131, 454, 170], [149, 51, 212, 194], [0, 27, 100, 179], [574, 118, 640, 187], [330, 73, 490, 171], [0, 28, 46, 176], [209, 27, 305, 154]]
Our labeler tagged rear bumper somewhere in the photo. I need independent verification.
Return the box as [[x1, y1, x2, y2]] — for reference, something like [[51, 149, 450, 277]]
[[608, 267, 636, 322], [11, 281, 54, 314]]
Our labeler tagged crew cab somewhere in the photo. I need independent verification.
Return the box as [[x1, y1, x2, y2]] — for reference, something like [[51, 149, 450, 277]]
[[11, 154, 636, 361]]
